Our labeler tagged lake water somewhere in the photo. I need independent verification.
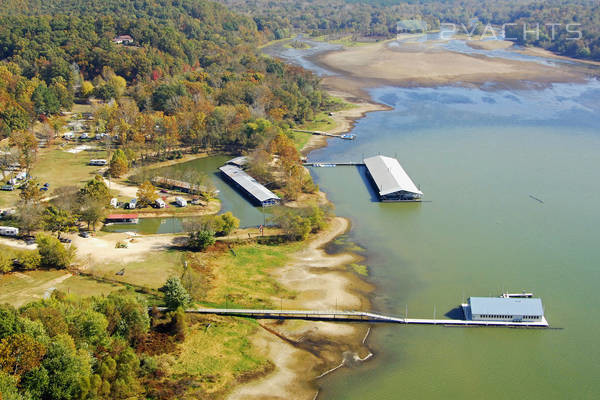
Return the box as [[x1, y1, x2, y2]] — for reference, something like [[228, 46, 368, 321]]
[[308, 82, 600, 399], [103, 155, 267, 233]]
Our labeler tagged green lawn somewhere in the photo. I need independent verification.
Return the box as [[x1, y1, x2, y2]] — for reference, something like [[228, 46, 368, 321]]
[[86, 249, 183, 290], [0, 145, 107, 207], [203, 242, 301, 309], [160, 317, 272, 397]]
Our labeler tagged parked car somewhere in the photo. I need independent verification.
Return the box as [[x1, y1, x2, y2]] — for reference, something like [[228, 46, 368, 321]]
[[24, 237, 36, 245], [79, 231, 91, 238], [59, 237, 72, 243]]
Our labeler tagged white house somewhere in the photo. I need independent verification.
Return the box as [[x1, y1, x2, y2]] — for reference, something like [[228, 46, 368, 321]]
[[0, 226, 19, 237], [112, 35, 134, 45], [175, 197, 187, 207]]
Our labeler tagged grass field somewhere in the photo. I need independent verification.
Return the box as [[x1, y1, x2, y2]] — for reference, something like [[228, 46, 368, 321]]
[[0, 144, 107, 207], [86, 249, 183, 290], [161, 316, 271, 397], [197, 242, 301, 309]]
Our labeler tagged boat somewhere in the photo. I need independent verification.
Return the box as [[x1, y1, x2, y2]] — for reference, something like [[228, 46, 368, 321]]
[[340, 134, 356, 140]]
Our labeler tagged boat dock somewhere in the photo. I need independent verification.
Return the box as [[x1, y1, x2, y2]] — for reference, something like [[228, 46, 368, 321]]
[[302, 161, 364, 167], [292, 129, 356, 140], [173, 307, 549, 328]]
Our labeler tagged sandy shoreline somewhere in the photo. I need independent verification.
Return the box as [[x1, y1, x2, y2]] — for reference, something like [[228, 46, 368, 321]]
[[310, 40, 596, 97]]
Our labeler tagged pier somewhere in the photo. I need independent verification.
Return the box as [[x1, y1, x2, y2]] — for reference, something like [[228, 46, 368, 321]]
[[172, 307, 550, 328], [302, 161, 364, 167], [292, 129, 356, 140]]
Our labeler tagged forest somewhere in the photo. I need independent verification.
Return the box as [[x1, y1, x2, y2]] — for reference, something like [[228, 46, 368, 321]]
[[0, 0, 328, 141]]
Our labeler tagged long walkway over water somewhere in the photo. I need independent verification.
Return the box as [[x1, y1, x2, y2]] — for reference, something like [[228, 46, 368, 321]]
[[175, 307, 550, 328]]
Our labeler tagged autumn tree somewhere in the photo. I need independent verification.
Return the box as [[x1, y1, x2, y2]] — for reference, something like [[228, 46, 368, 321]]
[[16, 201, 44, 236], [213, 212, 240, 236], [136, 181, 158, 207], [0, 333, 46, 377], [19, 179, 43, 204], [109, 149, 129, 178], [9, 130, 38, 175]]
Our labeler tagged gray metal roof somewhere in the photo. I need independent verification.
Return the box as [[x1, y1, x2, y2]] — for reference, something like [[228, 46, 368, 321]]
[[219, 164, 279, 203], [363, 155, 423, 196], [469, 297, 544, 316], [226, 156, 249, 168]]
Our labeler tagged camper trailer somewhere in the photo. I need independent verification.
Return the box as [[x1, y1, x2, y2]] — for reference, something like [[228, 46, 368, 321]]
[[175, 197, 187, 207], [0, 226, 19, 237], [89, 159, 108, 166], [110, 198, 118, 208], [126, 198, 137, 209], [155, 198, 166, 208]]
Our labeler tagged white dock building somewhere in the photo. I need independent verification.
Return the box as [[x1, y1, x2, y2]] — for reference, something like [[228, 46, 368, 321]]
[[363, 155, 423, 201], [219, 164, 280, 207], [462, 296, 547, 325]]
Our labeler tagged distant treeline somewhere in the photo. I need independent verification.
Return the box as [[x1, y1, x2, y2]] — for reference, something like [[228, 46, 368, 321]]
[[216, 0, 600, 60]]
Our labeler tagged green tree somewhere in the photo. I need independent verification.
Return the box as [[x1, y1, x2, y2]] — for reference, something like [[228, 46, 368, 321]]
[[160, 277, 191, 310], [43, 206, 78, 238], [14, 251, 41, 271], [79, 175, 111, 204], [41, 334, 91, 400], [214, 212, 240, 236], [0, 370, 22, 400], [187, 230, 215, 251], [79, 198, 106, 231], [35, 234, 76, 269], [31, 84, 60, 115], [0, 253, 12, 274]]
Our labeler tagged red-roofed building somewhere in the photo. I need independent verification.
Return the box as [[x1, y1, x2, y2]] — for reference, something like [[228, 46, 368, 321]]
[[105, 214, 139, 224]]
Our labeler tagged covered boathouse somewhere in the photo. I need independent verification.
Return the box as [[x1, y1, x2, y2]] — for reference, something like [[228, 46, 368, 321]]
[[462, 296, 547, 324], [219, 164, 280, 207], [363, 155, 423, 201], [105, 214, 139, 224]]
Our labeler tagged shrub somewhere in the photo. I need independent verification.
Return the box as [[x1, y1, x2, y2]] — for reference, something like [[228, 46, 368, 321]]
[[187, 230, 215, 251], [35, 234, 75, 269], [160, 277, 191, 310]]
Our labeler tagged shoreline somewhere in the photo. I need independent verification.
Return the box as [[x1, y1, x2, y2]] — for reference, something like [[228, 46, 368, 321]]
[[228, 74, 386, 399], [308, 40, 596, 97]]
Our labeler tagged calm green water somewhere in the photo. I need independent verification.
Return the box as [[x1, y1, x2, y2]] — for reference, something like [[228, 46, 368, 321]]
[[309, 82, 600, 399], [103, 155, 267, 233]]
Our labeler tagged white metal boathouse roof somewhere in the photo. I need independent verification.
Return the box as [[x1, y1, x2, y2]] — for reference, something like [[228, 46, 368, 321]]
[[469, 297, 544, 316], [219, 164, 280, 204], [363, 155, 423, 196]]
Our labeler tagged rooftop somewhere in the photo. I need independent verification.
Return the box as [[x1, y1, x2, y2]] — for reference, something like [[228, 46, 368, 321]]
[[219, 164, 279, 203], [363, 155, 422, 196], [469, 297, 544, 316], [106, 214, 139, 220]]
